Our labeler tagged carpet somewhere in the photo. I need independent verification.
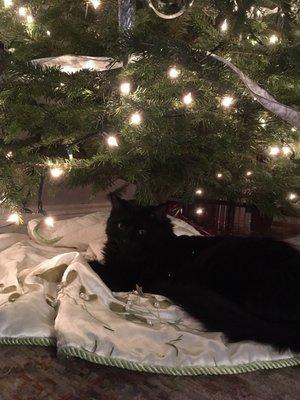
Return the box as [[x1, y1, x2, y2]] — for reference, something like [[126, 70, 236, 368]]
[[0, 345, 299, 400]]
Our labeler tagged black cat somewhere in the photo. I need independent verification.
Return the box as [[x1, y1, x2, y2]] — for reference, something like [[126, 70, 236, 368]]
[[90, 194, 300, 352]]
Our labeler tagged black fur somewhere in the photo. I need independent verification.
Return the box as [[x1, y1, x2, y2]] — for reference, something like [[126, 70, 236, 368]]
[[90, 194, 300, 352]]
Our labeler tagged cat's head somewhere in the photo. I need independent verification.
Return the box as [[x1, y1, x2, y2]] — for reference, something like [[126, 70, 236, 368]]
[[106, 194, 174, 252]]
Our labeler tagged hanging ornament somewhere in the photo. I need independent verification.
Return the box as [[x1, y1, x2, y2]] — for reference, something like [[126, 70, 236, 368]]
[[147, 0, 194, 19], [119, 0, 136, 32]]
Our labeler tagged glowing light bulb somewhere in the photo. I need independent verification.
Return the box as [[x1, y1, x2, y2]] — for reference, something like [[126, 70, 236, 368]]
[[246, 171, 253, 177], [269, 146, 280, 156], [220, 19, 228, 32], [67, 149, 74, 160], [106, 135, 119, 147], [269, 34, 279, 45], [130, 112, 142, 125], [50, 167, 64, 178], [168, 67, 180, 79], [7, 213, 21, 225], [196, 208, 204, 215], [282, 146, 292, 156], [44, 216, 55, 227], [6, 151, 13, 159], [120, 82, 131, 95], [90, 0, 101, 9], [216, 173, 223, 179], [183, 92, 193, 106], [46, 30, 51, 36], [26, 15, 34, 24], [18, 6, 27, 17], [287, 193, 297, 201], [61, 66, 78, 74], [221, 96, 234, 108], [259, 118, 266, 128], [195, 189, 203, 195], [4, 0, 13, 8]]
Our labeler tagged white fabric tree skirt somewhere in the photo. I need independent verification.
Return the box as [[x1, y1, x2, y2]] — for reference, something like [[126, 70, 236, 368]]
[[0, 212, 299, 376]]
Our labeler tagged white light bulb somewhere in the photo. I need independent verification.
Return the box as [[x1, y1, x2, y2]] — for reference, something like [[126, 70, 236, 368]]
[[259, 118, 266, 128], [106, 135, 119, 147], [61, 66, 78, 74], [269, 146, 280, 156], [246, 171, 253, 177], [130, 112, 142, 125], [196, 208, 204, 215], [269, 34, 279, 45], [183, 92, 193, 106], [7, 213, 21, 225], [68, 151, 73, 160], [221, 96, 234, 108], [282, 146, 292, 156], [168, 67, 180, 79], [120, 82, 131, 95], [26, 15, 34, 24], [44, 216, 55, 227], [46, 30, 51, 36], [195, 189, 203, 195], [220, 19, 228, 32], [288, 193, 297, 201], [216, 173, 223, 179], [50, 167, 64, 178], [6, 151, 13, 159], [90, 0, 101, 9], [4, 0, 13, 8], [18, 6, 27, 17]]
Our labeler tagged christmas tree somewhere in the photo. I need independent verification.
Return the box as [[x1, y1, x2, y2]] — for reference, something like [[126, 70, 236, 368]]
[[0, 0, 299, 223]]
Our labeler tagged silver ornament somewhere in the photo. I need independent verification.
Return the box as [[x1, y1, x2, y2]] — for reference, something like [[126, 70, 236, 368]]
[[147, 0, 194, 19], [119, 0, 136, 32]]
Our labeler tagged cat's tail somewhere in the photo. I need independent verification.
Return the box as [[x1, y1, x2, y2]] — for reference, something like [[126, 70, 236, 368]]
[[157, 283, 300, 353]]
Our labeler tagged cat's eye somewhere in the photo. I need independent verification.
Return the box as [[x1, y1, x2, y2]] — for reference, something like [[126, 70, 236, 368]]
[[138, 229, 147, 236], [118, 222, 125, 230]]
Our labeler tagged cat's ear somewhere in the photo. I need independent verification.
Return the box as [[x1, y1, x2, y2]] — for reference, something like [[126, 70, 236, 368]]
[[109, 193, 128, 211], [151, 203, 167, 218]]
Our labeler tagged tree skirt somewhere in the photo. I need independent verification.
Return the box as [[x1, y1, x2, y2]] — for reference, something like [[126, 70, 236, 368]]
[[0, 212, 299, 376]]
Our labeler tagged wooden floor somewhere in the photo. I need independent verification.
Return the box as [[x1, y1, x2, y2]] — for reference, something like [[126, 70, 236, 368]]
[[0, 345, 299, 400]]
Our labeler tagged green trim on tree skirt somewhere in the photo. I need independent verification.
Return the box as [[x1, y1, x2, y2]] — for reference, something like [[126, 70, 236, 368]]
[[0, 337, 56, 346], [0, 339, 299, 376], [59, 345, 300, 376]]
